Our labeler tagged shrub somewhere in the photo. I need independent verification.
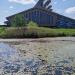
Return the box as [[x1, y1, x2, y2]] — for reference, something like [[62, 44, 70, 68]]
[[27, 21, 38, 28]]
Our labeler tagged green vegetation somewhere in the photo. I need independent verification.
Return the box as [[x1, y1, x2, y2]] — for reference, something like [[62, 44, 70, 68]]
[[72, 73, 75, 75], [27, 21, 38, 28], [0, 26, 75, 38], [10, 14, 27, 27]]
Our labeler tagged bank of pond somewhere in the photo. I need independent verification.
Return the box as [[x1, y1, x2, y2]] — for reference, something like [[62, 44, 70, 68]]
[[0, 27, 75, 38]]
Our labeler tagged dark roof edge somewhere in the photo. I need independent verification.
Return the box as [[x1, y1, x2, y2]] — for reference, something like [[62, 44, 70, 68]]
[[52, 11, 75, 21]]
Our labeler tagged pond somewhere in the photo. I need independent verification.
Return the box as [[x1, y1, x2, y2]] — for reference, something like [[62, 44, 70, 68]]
[[0, 43, 42, 75], [0, 38, 75, 75]]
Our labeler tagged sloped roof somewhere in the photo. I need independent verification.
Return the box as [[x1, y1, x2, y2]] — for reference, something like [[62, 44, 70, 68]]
[[6, 7, 75, 22]]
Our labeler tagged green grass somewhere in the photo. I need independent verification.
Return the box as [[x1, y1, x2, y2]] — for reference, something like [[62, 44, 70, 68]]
[[24, 27, 75, 37], [0, 27, 75, 38]]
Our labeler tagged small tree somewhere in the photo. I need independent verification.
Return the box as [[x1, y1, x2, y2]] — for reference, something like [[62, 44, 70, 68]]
[[10, 14, 28, 37], [10, 14, 27, 27]]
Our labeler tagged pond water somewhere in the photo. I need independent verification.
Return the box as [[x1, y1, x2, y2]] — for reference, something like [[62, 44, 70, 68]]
[[0, 39, 75, 75], [0, 43, 43, 75], [0, 43, 21, 74], [49, 43, 75, 66]]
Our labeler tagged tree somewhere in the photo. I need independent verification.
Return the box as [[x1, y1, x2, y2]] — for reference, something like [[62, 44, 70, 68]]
[[10, 14, 27, 27], [10, 14, 28, 37]]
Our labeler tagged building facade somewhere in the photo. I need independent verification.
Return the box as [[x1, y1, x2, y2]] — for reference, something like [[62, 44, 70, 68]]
[[5, 0, 75, 28]]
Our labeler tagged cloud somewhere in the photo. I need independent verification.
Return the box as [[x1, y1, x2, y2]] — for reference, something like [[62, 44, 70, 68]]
[[53, 2, 57, 4], [8, 0, 36, 5], [73, 17, 75, 19], [9, 6, 14, 9], [65, 7, 75, 14]]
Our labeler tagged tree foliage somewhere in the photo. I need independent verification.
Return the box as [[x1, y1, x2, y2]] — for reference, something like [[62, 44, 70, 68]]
[[10, 14, 27, 27]]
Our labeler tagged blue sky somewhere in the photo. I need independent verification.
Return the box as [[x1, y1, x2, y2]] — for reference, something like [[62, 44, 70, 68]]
[[0, 0, 75, 25]]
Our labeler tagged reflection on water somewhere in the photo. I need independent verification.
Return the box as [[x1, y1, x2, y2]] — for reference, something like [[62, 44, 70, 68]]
[[0, 43, 21, 74], [0, 43, 43, 75], [0, 42, 75, 75]]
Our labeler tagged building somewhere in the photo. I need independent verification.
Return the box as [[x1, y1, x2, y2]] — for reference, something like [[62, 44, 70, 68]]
[[5, 0, 75, 28]]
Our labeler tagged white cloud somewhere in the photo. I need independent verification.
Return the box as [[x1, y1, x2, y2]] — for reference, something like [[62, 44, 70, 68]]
[[8, 0, 36, 5], [65, 7, 75, 14], [9, 6, 14, 9], [73, 17, 75, 19], [53, 2, 57, 4]]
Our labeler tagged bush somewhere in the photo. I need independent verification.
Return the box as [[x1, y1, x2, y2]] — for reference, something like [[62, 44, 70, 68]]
[[27, 21, 38, 28]]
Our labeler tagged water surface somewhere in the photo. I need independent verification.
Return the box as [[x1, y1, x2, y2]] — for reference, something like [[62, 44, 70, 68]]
[[0, 38, 75, 75]]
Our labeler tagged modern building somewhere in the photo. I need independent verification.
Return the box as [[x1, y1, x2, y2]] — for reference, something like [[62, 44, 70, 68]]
[[5, 0, 75, 28]]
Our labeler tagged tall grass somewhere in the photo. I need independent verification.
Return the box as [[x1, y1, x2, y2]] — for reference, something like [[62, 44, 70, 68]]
[[0, 27, 75, 38]]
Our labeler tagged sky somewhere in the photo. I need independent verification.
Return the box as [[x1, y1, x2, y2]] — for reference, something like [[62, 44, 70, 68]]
[[0, 0, 75, 25]]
